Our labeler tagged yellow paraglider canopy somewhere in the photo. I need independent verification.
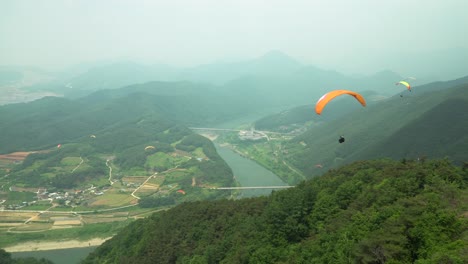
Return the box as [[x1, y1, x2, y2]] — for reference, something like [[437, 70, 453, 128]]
[[396, 81, 411, 91], [144, 145, 156, 151], [315, 90, 366, 115]]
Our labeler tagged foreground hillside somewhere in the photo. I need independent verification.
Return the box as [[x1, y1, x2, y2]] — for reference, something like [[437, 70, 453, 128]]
[[0, 249, 53, 264], [83, 159, 468, 263]]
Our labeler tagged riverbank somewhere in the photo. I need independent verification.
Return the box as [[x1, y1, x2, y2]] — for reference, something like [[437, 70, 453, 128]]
[[4, 237, 112, 252]]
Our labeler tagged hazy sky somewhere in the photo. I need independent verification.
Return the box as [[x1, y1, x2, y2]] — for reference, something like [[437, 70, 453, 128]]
[[1, 0, 467, 73]]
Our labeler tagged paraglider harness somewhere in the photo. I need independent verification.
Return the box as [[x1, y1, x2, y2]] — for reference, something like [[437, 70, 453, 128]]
[[338, 136, 345, 143]]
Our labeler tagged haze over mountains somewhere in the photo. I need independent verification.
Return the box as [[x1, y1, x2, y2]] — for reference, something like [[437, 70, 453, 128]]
[[3, 49, 466, 104]]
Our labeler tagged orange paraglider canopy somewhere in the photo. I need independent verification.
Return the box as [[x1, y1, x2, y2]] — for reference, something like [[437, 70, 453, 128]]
[[315, 90, 366, 115]]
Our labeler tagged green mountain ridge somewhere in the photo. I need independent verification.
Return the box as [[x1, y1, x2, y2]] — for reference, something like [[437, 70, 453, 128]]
[[284, 81, 468, 176], [409, 75, 468, 94], [0, 94, 176, 153]]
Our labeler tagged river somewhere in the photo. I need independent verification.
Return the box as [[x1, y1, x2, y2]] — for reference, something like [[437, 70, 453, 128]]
[[11, 247, 96, 264], [214, 144, 287, 198], [11, 143, 286, 263]]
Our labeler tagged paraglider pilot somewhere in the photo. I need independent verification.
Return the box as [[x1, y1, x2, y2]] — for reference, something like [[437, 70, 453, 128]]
[[338, 136, 345, 143]]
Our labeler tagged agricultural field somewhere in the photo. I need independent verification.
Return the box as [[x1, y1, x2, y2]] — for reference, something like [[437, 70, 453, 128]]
[[163, 169, 192, 185], [192, 147, 207, 160], [147, 175, 165, 186], [2, 191, 36, 205], [60, 156, 83, 170], [122, 176, 147, 185], [88, 189, 138, 208], [145, 152, 190, 171], [0, 205, 168, 248]]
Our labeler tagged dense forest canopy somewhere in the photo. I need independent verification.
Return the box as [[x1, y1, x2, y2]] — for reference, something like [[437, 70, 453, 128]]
[[0, 249, 53, 264]]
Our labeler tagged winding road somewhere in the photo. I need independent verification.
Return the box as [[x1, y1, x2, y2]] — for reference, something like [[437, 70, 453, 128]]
[[131, 173, 157, 200], [106, 159, 114, 185]]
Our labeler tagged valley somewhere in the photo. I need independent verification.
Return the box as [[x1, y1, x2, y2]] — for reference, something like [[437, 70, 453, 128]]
[[0, 122, 303, 250]]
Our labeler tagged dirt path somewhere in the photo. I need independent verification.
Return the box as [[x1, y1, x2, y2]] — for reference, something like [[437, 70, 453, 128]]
[[23, 204, 55, 225], [71, 156, 84, 173]]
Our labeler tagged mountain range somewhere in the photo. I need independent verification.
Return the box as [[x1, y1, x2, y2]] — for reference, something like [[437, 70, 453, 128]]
[[7, 51, 407, 101]]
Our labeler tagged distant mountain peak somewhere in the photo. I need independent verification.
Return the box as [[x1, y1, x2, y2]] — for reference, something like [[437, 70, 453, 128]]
[[261, 50, 290, 58], [363, 69, 403, 81], [257, 50, 300, 64], [238, 50, 303, 75]]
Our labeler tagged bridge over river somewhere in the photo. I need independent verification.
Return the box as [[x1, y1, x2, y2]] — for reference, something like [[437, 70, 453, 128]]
[[189, 127, 288, 135], [209, 186, 293, 190]]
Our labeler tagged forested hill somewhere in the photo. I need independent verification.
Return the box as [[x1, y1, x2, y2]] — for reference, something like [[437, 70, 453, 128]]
[[284, 81, 468, 176], [77, 81, 259, 127], [0, 95, 175, 153], [82, 159, 468, 264], [0, 81, 245, 153]]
